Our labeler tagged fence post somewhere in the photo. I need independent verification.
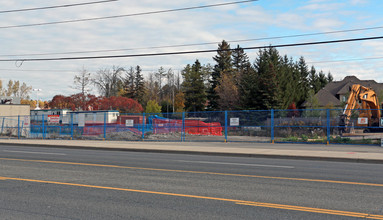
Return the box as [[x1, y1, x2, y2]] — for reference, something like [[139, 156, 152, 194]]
[[142, 113, 145, 140], [225, 111, 228, 142], [182, 112, 185, 142], [1, 117, 4, 134], [42, 114, 45, 139], [103, 112, 107, 140], [70, 113, 74, 140], [271, 109, 274, 144], [327, 109, 330, 145], [18, 115, 20, 139]]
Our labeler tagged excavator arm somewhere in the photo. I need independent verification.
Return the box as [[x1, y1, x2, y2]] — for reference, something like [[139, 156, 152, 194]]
[[339, 84, 382, 133]]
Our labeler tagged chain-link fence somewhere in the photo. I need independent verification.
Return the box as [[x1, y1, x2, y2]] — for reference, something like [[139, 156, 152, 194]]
[[3, 109, 383, 145]]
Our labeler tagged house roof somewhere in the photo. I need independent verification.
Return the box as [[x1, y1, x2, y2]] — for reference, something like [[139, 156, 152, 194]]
[[315, 88, 341, 107], [312, 75, 383, 107]]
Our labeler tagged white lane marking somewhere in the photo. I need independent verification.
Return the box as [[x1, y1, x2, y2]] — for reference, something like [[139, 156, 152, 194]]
[[3, 150, 66, 156], [175, 160, 294, 169]]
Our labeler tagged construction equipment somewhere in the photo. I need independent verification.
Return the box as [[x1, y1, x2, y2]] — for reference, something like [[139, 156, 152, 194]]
[[339, 84, 382, 133]]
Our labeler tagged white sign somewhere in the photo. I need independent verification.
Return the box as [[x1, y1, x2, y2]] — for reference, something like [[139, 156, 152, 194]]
[[23, 116, 30, 126], [230, 118, 240, 126], [380, 118, 383, 127], [48, 115, 60, 124], [125, 120, 134, 127], [357, 117, 368, 125], [78, 114, 85, 127]]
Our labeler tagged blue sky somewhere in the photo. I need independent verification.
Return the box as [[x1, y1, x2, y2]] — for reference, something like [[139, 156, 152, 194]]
[[0, 0, 382, 100]]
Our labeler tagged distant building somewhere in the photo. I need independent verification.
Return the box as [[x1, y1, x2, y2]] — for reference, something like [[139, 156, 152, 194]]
[[0, 96, 21, 104], [307, 76, 383, 108], [30, 109, 119, 124]]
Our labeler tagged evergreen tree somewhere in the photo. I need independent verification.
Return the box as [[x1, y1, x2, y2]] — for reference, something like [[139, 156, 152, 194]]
[[253, 47, 281, 110], [239, 66, 258, 109], [327, 72, 334, 82], [134, 65, 145, 105], [277, 55, 296, 109], [232, 45, 250, 82], [207, 40, 233, 111], [182, 60, 207, 112], [124, 67, 135, 98], [296, 56, 310, 107], [318, 70, 328, 89]]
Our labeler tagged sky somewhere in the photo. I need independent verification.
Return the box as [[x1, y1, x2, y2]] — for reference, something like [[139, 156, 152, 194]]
[[0, 0, 382, 100]]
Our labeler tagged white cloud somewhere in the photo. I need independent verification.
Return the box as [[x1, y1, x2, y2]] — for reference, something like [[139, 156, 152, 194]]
[[0, 0, 382, 100]]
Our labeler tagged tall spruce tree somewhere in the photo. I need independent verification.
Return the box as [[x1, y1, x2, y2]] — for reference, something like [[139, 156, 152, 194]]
[[207, 40, 233, 111], [134, 65, 145, 105], [296, 56, 310, 107], [232, 45, 251, 87], [182, 60, 207, 112], [253, 47, 281, 110]]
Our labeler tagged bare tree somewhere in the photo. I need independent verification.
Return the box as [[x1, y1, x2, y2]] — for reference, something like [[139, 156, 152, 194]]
[[72, 67, 92, 96], [155, 67, 166, 100], [92, 66, 124, 97], [6, 80, 13, 96], [20, 82, 32, 99]]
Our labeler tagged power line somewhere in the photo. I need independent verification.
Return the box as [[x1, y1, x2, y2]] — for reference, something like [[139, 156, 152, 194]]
[[1, 36, 382, 62], [2, 56, 383, 74], [307, 56, 383, 64], [2, 25, 383, 58], [0, 0, 258, 29], [0, 0, 118, 14]]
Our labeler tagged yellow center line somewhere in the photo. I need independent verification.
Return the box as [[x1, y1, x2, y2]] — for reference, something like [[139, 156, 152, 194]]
[[1, 157, 383, 187], [0, 175, 382, 219]]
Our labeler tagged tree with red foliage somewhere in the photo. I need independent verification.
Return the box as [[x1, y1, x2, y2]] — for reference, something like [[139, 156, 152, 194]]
[[287, 102, 300, 117], [49, 94, 143, 113], [70, 93, 99, 111], [98, 96, 143, 113], [49, 95, 74, 110]]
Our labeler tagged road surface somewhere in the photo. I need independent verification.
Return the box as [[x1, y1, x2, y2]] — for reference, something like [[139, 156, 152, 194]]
[[0, 144, 382, 219]]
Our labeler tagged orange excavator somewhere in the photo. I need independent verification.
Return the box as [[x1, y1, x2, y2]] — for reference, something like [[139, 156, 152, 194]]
[[339, 84, 382, 133]]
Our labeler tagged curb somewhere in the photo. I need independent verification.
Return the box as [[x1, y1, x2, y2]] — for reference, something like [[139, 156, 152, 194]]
[[2, 142, 383, 164]]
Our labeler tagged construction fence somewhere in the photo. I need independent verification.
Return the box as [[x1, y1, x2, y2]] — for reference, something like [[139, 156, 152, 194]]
[[1, 109, 383, 145]]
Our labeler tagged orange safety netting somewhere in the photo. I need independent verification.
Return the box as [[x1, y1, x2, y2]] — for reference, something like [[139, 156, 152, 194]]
[[153, 118, 222, 136]]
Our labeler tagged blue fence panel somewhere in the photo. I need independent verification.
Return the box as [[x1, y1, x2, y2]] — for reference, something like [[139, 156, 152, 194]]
[[6, 108, 383, 145], [273, 109, 327, 144], [226, 110, 271, 142], [180, 111, 225, 142]]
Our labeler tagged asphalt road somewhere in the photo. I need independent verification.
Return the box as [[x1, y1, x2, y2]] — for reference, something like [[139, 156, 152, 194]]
[[0, 144, 383, 220]]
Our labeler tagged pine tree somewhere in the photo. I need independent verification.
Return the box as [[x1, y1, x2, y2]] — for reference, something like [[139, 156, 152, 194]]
[[253, 47, 281, 110], [134, 65, 145, 105], [207, 40, 233, 111], [182, 60, 207, 112], [124, 67, 135, 98], [296, 56, 310, 107], [239, 66, 258, 109]]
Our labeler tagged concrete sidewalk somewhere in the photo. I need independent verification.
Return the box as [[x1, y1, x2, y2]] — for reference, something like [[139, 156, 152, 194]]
[[1, 139, 383, 163]]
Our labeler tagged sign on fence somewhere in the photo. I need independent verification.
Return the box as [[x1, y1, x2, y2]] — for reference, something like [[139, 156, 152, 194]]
[[230, 118, 239, 126], [47, 115, 60, 124], [125, 119, 134, 127], [24, 116, 30, 126], [357, 117, 368, 125]]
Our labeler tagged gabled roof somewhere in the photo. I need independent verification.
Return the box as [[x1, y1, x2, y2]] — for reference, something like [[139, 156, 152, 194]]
[[311, 75, 383, 107], [315, 88, 341, 107]]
